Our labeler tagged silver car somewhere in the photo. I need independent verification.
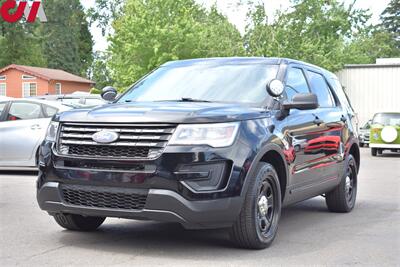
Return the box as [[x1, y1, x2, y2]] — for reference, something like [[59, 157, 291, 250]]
[[0, 99, 70, 170]]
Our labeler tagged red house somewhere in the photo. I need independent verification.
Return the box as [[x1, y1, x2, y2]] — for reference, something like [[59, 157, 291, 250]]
[[0, 64, 95, 98]]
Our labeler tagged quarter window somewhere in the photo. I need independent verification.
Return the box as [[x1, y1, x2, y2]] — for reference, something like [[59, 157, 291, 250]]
[[23, 83, 37, 97], [285, 68, 310, 101], [0, 83, 6, 96], [306, 71, 335, 108], [7, 102, 42, 121], [44, 105, 58, 117]]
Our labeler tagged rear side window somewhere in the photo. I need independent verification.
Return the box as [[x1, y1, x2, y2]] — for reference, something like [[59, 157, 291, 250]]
[[285, 68, 310, 101], [330, 78, 354, 112], [306, 71, 335, 108]]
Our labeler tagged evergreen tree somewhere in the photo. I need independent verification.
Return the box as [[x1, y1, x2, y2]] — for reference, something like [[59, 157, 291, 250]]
[[40, 0, 93, 76], [381, 0, 400, 50]]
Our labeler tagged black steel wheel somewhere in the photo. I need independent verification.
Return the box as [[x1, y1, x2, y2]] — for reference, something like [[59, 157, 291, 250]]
[[230, 163, 281, 249], [326, 155, 358, 213]]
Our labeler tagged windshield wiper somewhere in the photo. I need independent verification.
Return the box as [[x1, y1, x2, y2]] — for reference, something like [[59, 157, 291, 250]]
[[155, 98, 213, 103]]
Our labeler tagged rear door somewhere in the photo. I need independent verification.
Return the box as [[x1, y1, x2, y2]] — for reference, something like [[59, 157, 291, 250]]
[[0, 101, 51, 166]]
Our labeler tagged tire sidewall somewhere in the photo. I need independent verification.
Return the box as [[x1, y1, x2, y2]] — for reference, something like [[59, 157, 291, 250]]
[[249, 163, 282, 246]]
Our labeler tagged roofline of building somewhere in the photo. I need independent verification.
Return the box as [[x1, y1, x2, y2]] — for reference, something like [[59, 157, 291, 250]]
[[0, 64, 95, 84], [343, 63, 400, 69]]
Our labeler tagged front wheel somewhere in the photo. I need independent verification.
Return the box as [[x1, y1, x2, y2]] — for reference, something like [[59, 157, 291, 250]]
[[326, 155, 358, 213], [371, 148, 377, 156], [230, 163, 282, 249], [54, 213, 105, 231]]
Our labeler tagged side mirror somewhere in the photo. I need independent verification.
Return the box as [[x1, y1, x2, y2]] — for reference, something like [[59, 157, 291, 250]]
[[101, 86, 118, 102], [282, 93, 319, 110], [267, 79, 284, 97]]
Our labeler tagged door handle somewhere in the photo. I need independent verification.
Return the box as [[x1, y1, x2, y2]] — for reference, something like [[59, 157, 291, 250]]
[[313, 117, 324, 126], [31, 124, 41, 130]]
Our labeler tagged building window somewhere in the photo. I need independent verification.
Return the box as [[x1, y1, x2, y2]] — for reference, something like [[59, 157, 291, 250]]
[[23, 82, 37, 97], [55, 83, 62, 95], [22, 75, 36, 80], [0, 83, 6, 96], [0, 75, 6, 80]]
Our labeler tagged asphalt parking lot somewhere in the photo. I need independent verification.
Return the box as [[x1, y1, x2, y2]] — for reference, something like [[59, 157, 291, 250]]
[[0, 148, 399, 266]]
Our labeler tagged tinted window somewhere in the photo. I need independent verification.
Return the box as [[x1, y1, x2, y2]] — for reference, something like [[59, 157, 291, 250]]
[[118, 64, 279, 104], [7, 102, 42, 121], [0, 102, 6, 119], [330, 78, 354, 112], [307, 71, 335, 108], [44, 105, 58, 117], [285, 68, 310, 101]]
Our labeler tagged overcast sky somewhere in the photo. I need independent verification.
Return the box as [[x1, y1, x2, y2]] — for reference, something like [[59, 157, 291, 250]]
[[80, 0, 390, 52]]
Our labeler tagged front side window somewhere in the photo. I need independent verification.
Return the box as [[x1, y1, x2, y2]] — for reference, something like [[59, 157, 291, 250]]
[[307, 71, 335, 108], [285, 68, 310, 101], [118, 64, 279, 105], [23, 83, 37, 97], [0, 83, 6, 96], [7, 102, 42, 121]]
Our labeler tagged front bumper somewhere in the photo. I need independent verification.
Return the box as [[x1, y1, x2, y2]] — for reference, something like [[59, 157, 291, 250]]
[[37, 181, 242, 229], [37, 126, 256, 229], [369, 143, 400, 149]]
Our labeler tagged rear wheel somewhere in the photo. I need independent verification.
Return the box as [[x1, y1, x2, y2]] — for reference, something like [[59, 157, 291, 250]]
[[326, 155, 357, 213], [371, 148, 377, 156], [230, 163, 282, 249], [54, 214, 105, 231]]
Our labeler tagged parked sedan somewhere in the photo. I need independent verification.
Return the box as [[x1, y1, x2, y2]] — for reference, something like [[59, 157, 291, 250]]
[[0, 99, 70, 170]]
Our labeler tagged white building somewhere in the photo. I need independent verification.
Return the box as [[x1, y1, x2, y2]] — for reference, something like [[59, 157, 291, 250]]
[[337, 58, 400, 126]]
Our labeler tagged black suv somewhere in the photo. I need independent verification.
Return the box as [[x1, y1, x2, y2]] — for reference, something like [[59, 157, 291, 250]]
[[37, 58, 360, 249]]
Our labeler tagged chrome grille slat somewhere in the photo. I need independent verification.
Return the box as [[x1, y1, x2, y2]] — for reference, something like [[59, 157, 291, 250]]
[[57, 123, 176, 159]]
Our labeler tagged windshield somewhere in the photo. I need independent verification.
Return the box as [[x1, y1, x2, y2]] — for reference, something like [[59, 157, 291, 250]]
[[372, 113, 400, 126], [118, 64, 279, 104]]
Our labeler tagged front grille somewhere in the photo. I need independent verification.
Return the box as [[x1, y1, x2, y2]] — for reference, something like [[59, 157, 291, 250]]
[[61, 185, 147, 210], [57, 123, 176, 159]]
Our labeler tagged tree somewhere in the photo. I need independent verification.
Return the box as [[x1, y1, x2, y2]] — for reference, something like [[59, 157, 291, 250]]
[[0, 0, 45, 68], [244, 0, 373, 72], [89, 51, 114, 90], [380, 0, 400, 50], [108, 0, 244, 89], [40, 0, 93, 76]]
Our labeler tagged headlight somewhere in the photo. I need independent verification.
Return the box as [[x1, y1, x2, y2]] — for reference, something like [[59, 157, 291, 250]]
[[45, 121, 59, 142], [169, 122, 240, 148]]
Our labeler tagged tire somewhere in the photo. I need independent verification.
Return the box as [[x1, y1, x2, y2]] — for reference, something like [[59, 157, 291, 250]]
[[326, 155, 357, 213], [54, 213, 106, 231], [230, 163, 282, 249], [377, 149, 383, 155], [371, 148, 377, 156], [359, 143, 364, 148]]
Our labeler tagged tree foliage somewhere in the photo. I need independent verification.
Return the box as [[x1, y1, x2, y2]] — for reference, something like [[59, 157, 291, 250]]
[[380, 0, 400, 50], [108, 0, 244, 89], [89, 51, 114, 90], [40, 0, 93, 76]]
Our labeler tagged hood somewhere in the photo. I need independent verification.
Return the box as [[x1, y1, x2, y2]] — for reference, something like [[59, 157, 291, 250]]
[[57, 101, 270, 124]]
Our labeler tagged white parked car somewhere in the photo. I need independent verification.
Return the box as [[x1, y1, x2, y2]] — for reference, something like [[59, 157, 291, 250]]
[[0, 99, 70, 170]]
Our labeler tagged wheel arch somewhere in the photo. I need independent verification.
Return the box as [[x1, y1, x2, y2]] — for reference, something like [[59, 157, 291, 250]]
[[349, 143, 360, 173], [242, 143, 289, 202]]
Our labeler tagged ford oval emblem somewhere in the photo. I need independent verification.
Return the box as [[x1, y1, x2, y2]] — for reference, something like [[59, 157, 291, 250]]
[[92, 131, 119, 144]]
